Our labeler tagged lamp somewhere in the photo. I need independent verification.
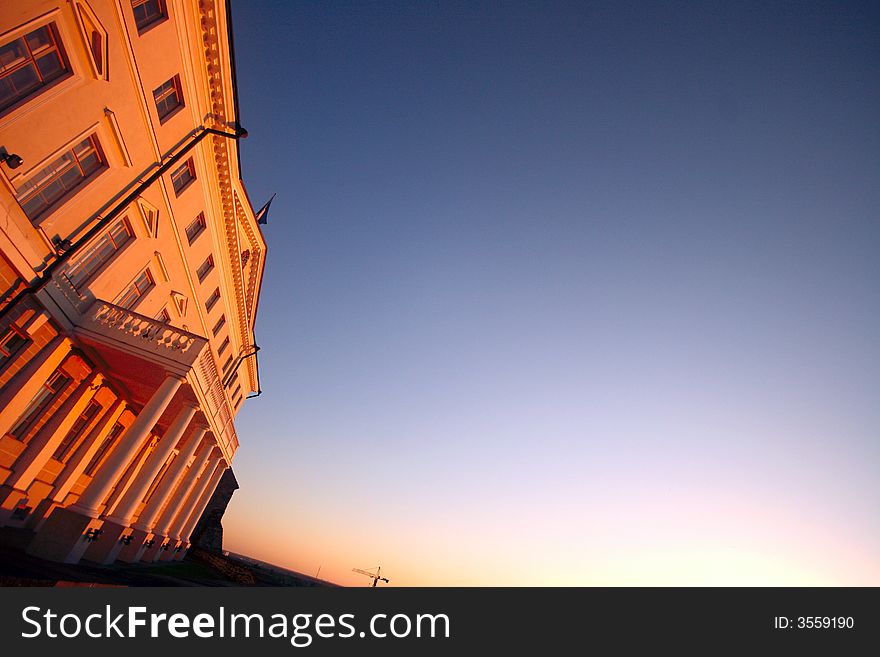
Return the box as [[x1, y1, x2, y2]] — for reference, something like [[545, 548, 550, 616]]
[[0, 151, 23, 169]]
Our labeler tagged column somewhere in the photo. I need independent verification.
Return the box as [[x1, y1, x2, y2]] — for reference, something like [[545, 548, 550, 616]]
[[0, 336, 69, 438], [165, 457, 226, 561], [134, 426, 207, 532], [148, 442, 213, 561], [69, 374, 183, 517], [2, 374, 101, 494], [124, 426, 206, 563], [105, 402, 197, 526], [26, 374, 183, 564], [28, 399, 127, 530], [99, 402, 196, 565], [98, 435, 156, 519]]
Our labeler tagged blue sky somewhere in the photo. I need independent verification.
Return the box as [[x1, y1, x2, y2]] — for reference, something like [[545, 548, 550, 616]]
[[222, 0, 880, 585]]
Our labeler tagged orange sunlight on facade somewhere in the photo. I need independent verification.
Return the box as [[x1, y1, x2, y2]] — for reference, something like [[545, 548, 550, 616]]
[[0, 0, 266, 565]]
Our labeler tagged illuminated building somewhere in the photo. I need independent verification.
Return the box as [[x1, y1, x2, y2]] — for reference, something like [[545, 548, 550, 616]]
[[0, 0, 265, 564]]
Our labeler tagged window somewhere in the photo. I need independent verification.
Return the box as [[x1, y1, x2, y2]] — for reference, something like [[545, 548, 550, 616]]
[[53, 400, 102, 461], [10, 370, 72, 440], [186, 212, 206, 245], [196, 255, 214, 282], [15, 135, 106, 220], [84, 421, 125, 476], [155, 308, 171, 323], [231, 384, 241, 400], [117, 269, 154, 309], [132, 0, 167, 33], [170, 158, 195, 196], [221, 355, 233, 374], [212, 314, 226, 337], [0, 326, 30, 370], [65, 219, 132, 289], [217, 336, 229, 357], [152, 74, 183, 122], [205, 287, 221, 312], [0, 23, 70, 114], [224, 373, 238, 390]]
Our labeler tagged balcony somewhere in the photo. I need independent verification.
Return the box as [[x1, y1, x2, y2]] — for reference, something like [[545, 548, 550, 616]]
[[76, 300, 206, 372], [37, 270, 240, 460]]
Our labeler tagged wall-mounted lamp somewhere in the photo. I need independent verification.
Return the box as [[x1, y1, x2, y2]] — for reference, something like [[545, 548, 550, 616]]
[[144, 539, 155, 548], [0, 151, 24, 169], [85, 528, 103, 542], [120, 534, 133, 545], [54, 238, 73, 255]]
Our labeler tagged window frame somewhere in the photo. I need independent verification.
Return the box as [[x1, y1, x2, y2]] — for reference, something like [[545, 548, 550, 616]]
[[0, 325, 31, 372], [211, 314, 226, 337], [196, 254, 214, 282], [131, 0, 168, 34], [0, 21, 72, 116], [84, 421, 125, 476], [116, 267, 155, 310], [185, 212, 206, 245], [152, 74, 184, 123], [170, 157, 196, 196], [63, 217, 133, 290], [10, 370, 72, 441], [205, 287, 221, 312], [14, 134, 108, 221], [53, 399, 102, 462]]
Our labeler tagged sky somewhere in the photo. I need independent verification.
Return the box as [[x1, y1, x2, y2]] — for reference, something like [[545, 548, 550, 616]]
[[221, 0, 880, 586]]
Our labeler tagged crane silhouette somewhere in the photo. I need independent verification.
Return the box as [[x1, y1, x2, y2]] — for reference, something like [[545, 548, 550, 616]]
[[352, 566, 390, 587]]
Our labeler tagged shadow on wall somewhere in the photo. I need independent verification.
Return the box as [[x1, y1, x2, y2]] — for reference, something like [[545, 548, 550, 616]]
[[189, 468, 238, 552]]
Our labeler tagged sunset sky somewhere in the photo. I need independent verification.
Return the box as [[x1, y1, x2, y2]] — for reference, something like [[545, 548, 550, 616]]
[[221, 0, 880, 586]]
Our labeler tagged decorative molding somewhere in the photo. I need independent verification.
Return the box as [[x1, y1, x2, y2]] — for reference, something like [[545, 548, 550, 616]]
[[104, 108, 132, 167], [153, 251, 169, 282], [136, 197, 159, 238], [233, 192, 262, 325], [73, 1, 109, 81], [196, 0, 258, 391], [170, 291, 188, 318]]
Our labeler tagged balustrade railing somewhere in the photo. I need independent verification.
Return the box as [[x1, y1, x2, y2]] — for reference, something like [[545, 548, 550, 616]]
[[44, 271, 240, 459], [77, 300, 207, 368]]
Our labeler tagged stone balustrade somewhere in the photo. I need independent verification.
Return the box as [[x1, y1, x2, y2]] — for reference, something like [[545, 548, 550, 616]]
[[77, 300, 207, 369]]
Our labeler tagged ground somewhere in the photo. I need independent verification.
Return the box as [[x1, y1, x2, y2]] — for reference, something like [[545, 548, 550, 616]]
[[0, 528, 334, 587]]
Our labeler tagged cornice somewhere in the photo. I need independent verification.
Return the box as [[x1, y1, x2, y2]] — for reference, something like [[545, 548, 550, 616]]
[[196, 0, 253, 380]]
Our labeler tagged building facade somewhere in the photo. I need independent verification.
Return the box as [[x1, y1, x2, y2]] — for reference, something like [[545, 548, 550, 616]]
[[0, 0, 265, 565]]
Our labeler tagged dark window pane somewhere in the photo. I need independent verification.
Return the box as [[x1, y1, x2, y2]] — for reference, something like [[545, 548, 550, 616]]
[[15, 136, 105, 219], [36, 52, 63, 80], [8, 65, 40, 95], [133, 0, 166, 32], [25, 27, 52, 52], [0, 40, 28, 69], [0, 24, 69, 113]]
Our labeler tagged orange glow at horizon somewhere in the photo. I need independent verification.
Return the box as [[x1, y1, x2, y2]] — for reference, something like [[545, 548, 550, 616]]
[[221, 473, 880, 587]]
